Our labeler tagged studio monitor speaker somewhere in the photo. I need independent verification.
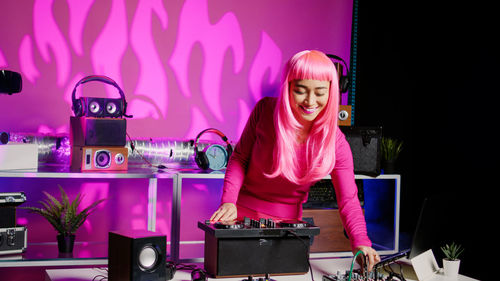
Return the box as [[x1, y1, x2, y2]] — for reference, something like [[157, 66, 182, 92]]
[[70, 116, 126, 147], [108, 230, 167, 281]]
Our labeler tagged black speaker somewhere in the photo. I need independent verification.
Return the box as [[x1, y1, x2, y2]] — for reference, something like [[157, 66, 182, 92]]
[[204, 235, 310, 278], [70, 116, 127, 147], [71, 75, 130, 118], [108, 230, 167, 281], [341, 126, 382, 177]]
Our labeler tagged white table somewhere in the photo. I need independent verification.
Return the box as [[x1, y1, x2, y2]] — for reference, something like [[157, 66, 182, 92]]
[[44, 258, 364, 281], [44, 257, 480, 281]]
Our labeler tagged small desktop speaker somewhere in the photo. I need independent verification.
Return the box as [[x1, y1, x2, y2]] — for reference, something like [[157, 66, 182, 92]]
[[108, 230, 167, 281], [70, 116, 126, 147], [70, 146, 128, 171]]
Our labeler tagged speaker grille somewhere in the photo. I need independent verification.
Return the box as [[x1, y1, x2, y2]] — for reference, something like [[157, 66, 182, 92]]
[[138, 245, 159, 270]]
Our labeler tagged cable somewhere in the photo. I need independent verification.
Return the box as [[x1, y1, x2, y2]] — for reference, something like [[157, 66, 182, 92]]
[[286, 230, 314, 281], [126, 133, 167, 169], [166, 260, 207, 280], [91, 275, 107, 281], [348, 250, 364, 281]]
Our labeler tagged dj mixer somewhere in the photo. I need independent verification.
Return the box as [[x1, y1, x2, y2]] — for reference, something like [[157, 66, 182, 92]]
[[198, 218, 320, 278]]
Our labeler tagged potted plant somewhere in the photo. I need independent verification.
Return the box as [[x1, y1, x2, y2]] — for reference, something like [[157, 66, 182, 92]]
[[21, 185, 106, 253], [381, 137, 403, 174], [440, 242, 464, 278]]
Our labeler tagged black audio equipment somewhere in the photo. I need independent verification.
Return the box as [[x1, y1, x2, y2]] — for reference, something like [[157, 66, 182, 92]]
[[108, 230, 167, 281], [198, 218, 319, 278], [326, 54, 350, 93], [194, 128, 233, 170], [0, 193, 27, 256], [70, 116, 127, 147], [303, 179, 364, 209], [0, 70, 22, 94], [0, 227, 27, 255], [340, 126, 382, 177], [0, 132, 9, 144], [70, 146, 128, 171], [71, 75, 130, 118], [0, 192, 26, 228]]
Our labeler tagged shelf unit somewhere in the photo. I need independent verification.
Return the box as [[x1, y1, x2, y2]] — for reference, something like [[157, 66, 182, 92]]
[[0, 166, 400, 266]]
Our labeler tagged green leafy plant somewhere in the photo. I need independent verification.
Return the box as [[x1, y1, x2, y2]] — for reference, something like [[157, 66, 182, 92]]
[[381, 137, 404, 162], [22, 185, 106, 236], [441, 242, 464, 261]]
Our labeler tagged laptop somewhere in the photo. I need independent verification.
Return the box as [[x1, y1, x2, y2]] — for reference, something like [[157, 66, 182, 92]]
[[375, 197, 430, 269]]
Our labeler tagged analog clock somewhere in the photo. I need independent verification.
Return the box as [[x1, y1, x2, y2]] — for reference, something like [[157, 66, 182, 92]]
[[204, 144, 229, 170]]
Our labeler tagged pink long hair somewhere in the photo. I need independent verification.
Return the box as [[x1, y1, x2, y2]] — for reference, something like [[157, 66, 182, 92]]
[[267, 50, 340, 185]]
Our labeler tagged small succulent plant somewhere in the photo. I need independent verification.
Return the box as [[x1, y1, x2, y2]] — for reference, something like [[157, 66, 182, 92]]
[[441, 242, 464, 261]]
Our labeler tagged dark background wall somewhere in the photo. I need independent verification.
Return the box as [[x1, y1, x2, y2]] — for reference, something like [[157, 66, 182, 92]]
[[356, 1, 497, 279]]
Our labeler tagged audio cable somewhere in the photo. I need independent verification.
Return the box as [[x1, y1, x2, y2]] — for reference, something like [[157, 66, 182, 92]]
[[348, 250, 365, 281], [126, 133, 167, 170], [286, 230, 314, 281]]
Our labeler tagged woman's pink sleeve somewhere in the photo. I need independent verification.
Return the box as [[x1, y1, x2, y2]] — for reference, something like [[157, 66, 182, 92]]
[[331, 130, 372, 250]]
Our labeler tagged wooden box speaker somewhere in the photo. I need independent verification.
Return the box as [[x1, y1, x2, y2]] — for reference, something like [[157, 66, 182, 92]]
[[71, 146, 128, 171], [70, 116, 126, 147], [108, 230, 167, 281]]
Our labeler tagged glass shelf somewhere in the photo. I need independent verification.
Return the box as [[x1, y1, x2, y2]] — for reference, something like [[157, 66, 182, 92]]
[[0, 242, 107, 267], [0, 164, 401, 266]]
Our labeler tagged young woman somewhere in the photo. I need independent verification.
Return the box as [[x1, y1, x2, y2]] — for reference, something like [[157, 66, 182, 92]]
[[210, 50, 380, 270]]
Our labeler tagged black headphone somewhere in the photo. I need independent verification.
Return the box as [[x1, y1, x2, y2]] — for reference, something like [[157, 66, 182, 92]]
[[326, 54, 350, 93], [71, 75, 132, 118], [193, 128, 233, 170]]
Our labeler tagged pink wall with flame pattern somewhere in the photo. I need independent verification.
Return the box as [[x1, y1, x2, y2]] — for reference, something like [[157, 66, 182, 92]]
[[0, 0, 353, 258], [0, 0, 353, 141]]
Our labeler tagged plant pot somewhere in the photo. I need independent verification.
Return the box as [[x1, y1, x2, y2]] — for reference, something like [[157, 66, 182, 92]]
[[382, 160, 397, 174], [57, 234, 75, 253], [443, 258, 460, 278]]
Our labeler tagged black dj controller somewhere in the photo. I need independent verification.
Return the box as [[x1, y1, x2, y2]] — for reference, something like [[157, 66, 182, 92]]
[[198, 218, 320, 278], [198, 217, 320, 238]]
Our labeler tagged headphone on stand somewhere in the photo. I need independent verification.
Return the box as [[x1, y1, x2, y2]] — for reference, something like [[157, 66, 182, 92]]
[[193, 128, 233, 170], [71, 75, 132, 118], [326, 54, 350, 93]]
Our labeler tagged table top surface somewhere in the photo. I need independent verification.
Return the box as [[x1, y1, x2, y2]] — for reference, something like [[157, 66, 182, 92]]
[[44, 257, 479, 281]]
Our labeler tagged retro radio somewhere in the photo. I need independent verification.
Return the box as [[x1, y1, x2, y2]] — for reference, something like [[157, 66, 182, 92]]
[[71, 146, 128, 171]]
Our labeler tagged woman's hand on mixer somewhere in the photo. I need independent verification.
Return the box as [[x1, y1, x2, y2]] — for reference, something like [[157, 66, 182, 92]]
[[210, 203, 237, 222]]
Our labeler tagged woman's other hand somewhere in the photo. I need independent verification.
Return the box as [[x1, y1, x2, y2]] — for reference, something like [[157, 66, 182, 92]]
[[354, 245, 381, 272]]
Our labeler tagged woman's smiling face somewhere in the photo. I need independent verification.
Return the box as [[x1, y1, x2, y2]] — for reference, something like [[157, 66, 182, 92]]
[[290, 79, 330, 125]]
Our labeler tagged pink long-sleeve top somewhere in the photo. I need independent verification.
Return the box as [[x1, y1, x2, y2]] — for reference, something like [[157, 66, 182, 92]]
[[221, 97, 371, 250]]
